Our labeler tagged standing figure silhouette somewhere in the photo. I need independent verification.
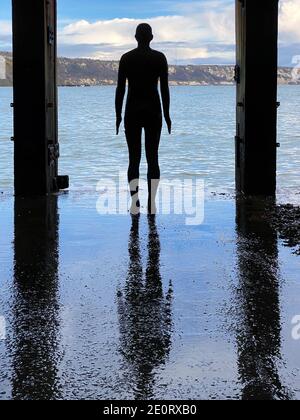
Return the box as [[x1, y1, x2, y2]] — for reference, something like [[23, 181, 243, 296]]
[[115, 23, 172, 215]]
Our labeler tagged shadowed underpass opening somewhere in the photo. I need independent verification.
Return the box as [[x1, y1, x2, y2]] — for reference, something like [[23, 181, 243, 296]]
[[1, 0, 300, 402]]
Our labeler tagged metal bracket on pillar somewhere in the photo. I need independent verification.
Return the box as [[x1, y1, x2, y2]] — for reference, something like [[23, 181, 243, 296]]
[[234, 65, 241, 84], [235, 136, 243, 145], [47, 26, 55, 45]]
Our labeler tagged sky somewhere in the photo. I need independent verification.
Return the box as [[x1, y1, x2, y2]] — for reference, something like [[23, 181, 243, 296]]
[[0, 0, 300, 65]]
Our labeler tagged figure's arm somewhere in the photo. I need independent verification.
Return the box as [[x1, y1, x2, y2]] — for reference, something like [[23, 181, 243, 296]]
[[160, 54, 172, 134], [115, 56, 126, 135]]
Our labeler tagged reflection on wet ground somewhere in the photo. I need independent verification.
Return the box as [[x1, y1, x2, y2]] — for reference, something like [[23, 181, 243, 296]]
[[0, 193, 300, 400], [12, 198, 61, 400], [118, 215, 173, 400], [270, 204, 300, 255], [236, 198, 290, 400]]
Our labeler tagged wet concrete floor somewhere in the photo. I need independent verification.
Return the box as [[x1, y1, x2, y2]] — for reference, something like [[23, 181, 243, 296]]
[[0, 192, 300, 400]]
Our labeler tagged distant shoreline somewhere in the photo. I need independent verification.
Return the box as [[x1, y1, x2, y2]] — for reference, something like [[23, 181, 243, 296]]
[[2, 80, 299, 88], [1, 52, 299, 87], [2, 83, 300, 88]]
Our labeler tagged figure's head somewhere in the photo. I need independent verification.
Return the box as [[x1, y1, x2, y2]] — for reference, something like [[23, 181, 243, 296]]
[[135, 23, 153, 45]]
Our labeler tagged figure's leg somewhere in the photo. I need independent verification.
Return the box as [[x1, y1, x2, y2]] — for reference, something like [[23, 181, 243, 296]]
[[125, 124, 142, 214], [145, 120, 162, 214]]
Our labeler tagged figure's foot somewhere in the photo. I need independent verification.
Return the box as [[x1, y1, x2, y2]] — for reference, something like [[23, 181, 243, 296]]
[[130, 199, 141, 215]]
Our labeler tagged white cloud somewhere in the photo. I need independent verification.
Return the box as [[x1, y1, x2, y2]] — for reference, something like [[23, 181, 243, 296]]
[[0, 20, 11, 36], [279, 0, 300, 42], [58, 3, 235, 63], [1, 0, 300, 64], [0, 20, 12, 50]]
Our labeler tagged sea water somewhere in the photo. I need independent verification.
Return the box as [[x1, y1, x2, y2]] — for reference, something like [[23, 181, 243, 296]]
[[1, 85, 299, 196]]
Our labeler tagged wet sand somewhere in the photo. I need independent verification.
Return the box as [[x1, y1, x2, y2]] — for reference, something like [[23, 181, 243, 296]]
[[0, 192, 300, 400]]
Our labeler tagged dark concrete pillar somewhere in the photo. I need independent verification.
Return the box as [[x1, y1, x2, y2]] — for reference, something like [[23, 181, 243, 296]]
[[235, 0, 279, 196], [12, 0, 68, 196]]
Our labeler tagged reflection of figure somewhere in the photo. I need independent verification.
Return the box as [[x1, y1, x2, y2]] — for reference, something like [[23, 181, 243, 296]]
[[118, 215, 173, 400], [116, 24, 172, 214], [12, 197, 61, 400], [236, 198, 290, 400]]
